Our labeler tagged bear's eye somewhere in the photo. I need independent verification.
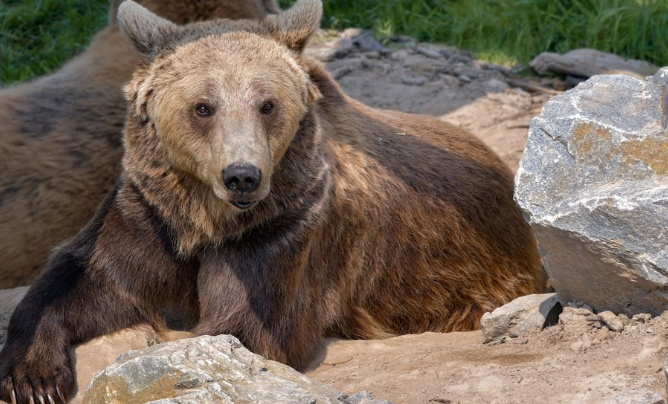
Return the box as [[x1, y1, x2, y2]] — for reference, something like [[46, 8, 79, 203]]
[[260, 101, 275, 115], [195, 104, 213, 117]]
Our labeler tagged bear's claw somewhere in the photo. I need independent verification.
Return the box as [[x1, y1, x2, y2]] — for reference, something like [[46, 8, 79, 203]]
[[0, 366, 72, 404]]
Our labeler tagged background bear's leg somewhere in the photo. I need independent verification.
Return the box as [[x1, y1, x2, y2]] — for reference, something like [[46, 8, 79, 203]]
[[0, 181, 199, 404], [194, 246, 324, 371]]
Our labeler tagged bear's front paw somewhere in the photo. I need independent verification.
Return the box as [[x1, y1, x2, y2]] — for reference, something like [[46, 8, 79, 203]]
[[0, 352, 74, 404]]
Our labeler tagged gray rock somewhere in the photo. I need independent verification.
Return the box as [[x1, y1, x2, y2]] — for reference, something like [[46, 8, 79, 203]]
[[480, 293, 562, 343], [0, 287, 28, 348], [344, 390, 395, 404], [401, 76, 426, 86], [306, 37, 354, 62], [354, 33, 388, 54], [83, 335, 343, 404], [599, 311, 625, 332], [415, 46, 442, 59], [665, 354, 668, 398], [606, 389, 663, 404], [530, 48, 659, 79], [515, 67, 668, 317]]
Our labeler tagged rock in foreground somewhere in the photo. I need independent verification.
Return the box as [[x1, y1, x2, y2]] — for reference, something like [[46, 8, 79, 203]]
[[515, 68, 668, 316], [481, 293, 562, 343], [83, 334, 344, 404]]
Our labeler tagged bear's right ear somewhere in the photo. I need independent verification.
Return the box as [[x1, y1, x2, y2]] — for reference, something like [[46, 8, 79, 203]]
[[117, 0, 179, 58], [265, 0, 322, 54]]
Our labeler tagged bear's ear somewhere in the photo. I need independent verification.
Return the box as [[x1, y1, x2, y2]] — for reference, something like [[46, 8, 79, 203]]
[[109, 0, 124, 25], [117, 0, 179, 57], [265, 0, 322, 54]]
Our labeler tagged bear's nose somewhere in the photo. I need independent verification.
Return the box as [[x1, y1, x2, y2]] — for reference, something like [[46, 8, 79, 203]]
[[222, 164, 261, 193]]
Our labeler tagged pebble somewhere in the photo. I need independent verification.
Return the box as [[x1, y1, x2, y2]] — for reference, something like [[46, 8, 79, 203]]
[[415, 47, 443, 59], [390, 50, 411, 60], [401, 76, 427, 86], [342, 28, 363, 39], [599, 311, 625, 332], [606, 388, 663, 404], [355, 33, 388, 53]]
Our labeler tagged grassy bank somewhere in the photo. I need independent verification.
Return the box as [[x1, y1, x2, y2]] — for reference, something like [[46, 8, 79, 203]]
[[2, 0, 667, 85], [1, 0, 108, 84], [306, 0, 668, 67]]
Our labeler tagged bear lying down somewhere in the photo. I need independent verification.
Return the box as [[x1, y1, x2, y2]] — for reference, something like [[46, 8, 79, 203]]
[[0, 0, 542, 402]]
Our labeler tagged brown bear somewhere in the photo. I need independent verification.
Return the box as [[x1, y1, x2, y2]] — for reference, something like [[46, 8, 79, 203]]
[[0, 1, 543, 403], [0, 0, 279, 289]]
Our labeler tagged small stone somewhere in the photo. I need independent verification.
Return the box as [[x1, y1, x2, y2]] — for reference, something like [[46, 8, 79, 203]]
[[665, 355, 668, 397], [618, 314, 631, 326], [570, 341, 583, 351], [365, 51, 381, 60], [458, 75, 473, 83], [481, 78, 509, 93], [606, 388, 663, 404], [342, 28, 363, 39], [390, 50, 410, 60], [599, 311, 625, 332], [354, 33, 388, 53], [401, 77, 427, 86], [632, 313, 652, 324], [344, 390, 395, 404], [481, 293, 562, 343], [415, 47, 442, 59]]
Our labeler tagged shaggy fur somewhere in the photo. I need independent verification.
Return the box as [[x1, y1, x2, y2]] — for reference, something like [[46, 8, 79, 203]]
[[0, 0, 278, 289], [0, 1, 542, 403]]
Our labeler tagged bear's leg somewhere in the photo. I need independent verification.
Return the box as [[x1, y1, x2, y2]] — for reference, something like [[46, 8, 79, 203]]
[[0, 183, 198, 404], [193, 250, 323, 371]]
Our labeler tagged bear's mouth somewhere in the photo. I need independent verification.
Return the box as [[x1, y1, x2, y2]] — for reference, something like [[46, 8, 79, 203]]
[[231, 200, 255, 210]]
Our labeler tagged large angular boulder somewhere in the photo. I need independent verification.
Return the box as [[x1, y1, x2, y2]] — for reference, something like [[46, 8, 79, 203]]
[[515, 68, 668, 316], [83, 334, 345, 404]]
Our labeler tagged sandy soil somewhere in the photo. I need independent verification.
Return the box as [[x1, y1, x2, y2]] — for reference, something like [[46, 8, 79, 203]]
[[306, 312, 667, 404], [303, 33, 668, 404]]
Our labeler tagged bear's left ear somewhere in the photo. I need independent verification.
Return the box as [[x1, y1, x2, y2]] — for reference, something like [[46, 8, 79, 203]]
[[117, 0, 179, 58], [264, 0, 322, 54]]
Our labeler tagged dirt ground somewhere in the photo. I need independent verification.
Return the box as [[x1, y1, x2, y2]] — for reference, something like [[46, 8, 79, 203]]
[[302, 32, 668, 404], [306, 313, 667, 404]]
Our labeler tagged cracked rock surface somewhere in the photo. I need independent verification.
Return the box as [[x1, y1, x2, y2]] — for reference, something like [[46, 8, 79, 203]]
[[515, 67, 668, 316], [83, 335, 345, 404]]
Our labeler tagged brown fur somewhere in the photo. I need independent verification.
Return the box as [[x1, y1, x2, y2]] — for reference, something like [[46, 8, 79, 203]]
[[0, 0, 279, 289], [0, 1, 542, 403]]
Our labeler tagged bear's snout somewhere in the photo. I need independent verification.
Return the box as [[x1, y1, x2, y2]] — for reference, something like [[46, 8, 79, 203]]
[[223, 164, 261, 193], [222, 164, 262, 209]]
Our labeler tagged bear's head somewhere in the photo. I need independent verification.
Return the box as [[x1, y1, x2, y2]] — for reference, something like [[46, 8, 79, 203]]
[[118, 0, 322, 214]]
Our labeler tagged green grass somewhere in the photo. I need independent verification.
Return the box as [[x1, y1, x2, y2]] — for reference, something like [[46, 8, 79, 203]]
[[291, 0, 668, 67], [2, 0, 667, 85], [1, 0, 108, 84]]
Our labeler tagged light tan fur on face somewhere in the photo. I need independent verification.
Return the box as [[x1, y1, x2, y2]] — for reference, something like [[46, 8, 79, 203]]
[[136, 34, 316, 204]]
